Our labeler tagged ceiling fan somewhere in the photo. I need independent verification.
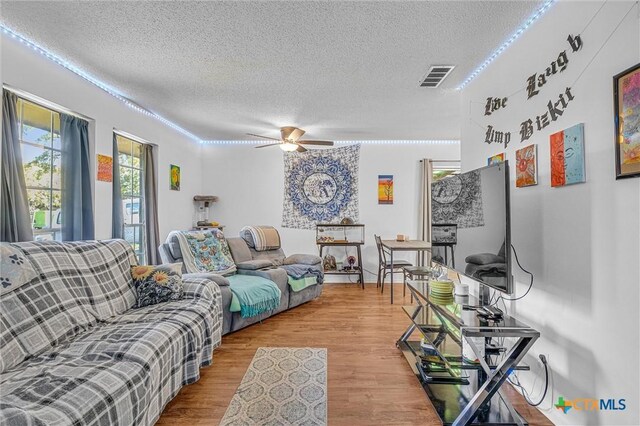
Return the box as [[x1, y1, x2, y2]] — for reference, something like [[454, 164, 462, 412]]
[[248, 126, 334, 152]]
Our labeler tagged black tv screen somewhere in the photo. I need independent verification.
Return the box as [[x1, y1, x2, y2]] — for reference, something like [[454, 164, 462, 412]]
[[431, 162, 512, 294]]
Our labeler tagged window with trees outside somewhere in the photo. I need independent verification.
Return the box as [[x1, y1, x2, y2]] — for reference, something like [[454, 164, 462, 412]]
[[18, 98, 62, 241], [116, 134, 146, 264]]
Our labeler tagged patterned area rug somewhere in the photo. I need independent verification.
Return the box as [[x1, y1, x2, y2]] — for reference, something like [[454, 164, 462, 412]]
[[220, 347, 328, 425]]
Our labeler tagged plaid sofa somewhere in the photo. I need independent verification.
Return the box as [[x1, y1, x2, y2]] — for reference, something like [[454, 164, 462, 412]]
[[0, 239, 223, 425]]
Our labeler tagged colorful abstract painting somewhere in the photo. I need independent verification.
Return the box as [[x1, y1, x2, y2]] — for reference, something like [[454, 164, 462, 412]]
[[550, 123, 585, 187], [516, 144, 537, 187], [378, 175, 393, 204], [487, 153, 505, 166], [282, 145, 360, 229], [614, 63, 640, 178], [170, 164, 181, 191], [96, 154, 113, 182]]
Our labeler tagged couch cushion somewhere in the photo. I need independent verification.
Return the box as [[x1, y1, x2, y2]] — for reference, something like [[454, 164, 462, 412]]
[[235, 259, 274, 270], [0, 240, 137, 374], [0, 296, 219, 425], [167, 234, 184, 260], [227, 237, 252, 263], [0, 355, 149, 426]]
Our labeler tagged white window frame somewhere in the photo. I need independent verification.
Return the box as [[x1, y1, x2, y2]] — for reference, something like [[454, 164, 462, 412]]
[[116, 133, 146, 264], [17, 97, 62, 241]]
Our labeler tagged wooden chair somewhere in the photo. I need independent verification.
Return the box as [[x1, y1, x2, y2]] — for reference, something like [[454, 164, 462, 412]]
[[374, 235, 412, 295]]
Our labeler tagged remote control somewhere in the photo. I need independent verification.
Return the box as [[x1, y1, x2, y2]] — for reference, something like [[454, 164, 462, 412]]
[[477, 306, 503, 318], [485, 306, 503, 317]]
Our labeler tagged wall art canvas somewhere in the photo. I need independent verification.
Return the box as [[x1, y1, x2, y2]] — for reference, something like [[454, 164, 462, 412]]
[[515, 144, 538, 187], [378, 175, 393, 205], [170, 164, 181, 191], [550, 123, 585, 187], [432, 170, 484, 228], [487, 153, 505, 166], [282, 144, 360, 229], [614, 63, 640, 179], [97, 154, 113, 182]]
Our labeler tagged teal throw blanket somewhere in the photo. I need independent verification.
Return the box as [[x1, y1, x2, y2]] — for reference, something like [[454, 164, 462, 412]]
[[227, 274, 281, 318]]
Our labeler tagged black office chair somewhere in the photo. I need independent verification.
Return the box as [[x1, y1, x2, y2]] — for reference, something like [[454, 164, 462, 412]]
[[374, 235, 412, 295]]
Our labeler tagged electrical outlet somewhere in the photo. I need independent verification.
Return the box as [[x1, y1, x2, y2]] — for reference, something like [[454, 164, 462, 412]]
[[539, 354, 547, 364]]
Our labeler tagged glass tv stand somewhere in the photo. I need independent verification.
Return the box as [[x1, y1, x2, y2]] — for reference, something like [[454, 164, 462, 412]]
[[397, 280, 540, 425]]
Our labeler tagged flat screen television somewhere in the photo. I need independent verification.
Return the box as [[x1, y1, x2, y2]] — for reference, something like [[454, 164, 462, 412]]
[[431, 162, 512, 294]]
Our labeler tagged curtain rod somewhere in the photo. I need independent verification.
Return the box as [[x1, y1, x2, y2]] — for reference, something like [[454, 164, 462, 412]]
[[113, 128, 156, 146], [419, 159, 461, 163], [3, 84, 93, 122]]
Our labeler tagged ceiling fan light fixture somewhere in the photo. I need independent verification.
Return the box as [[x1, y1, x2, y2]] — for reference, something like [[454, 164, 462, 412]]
[[280, 142, 298, 152]]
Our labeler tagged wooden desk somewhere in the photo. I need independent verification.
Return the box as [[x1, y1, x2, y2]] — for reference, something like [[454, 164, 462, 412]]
[[381, 239, 432, 304]]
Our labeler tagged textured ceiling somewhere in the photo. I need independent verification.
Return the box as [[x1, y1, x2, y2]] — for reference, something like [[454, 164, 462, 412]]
[[0, 1, 544, 141]]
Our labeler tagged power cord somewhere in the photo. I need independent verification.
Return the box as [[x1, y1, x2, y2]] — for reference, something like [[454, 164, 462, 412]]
[[502, 244, 535, 301], [485, 244, 547, 407], [508, 354, 549, 407], [489, 244, 534, 306]]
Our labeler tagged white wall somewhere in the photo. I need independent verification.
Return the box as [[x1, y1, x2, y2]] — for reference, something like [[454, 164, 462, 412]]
[[1, 34, 202, 241], [201, 143, 459, 281], [460, 1, 639, 425]]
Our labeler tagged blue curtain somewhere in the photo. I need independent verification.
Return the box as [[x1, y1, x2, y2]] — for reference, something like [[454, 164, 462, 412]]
[[1, 90, 33, 242], [112, 133, 124, 239], [141, 144, 160, 264], [60, 114, 94, 241]]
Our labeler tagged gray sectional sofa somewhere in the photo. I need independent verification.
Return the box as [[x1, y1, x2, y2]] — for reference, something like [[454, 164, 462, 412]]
[[0, 239, 223, 426], [159, 235, 323, 335]]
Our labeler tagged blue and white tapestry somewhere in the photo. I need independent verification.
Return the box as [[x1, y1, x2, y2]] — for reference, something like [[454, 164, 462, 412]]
[[282, 145, 360, 229]]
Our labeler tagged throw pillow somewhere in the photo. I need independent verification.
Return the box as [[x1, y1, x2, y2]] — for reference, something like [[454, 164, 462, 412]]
[[0, 243, 38, 296], [131, 263, 184, 308]]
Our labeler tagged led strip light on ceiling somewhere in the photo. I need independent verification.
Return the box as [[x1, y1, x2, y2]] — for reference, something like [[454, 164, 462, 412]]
[[457, 0, 556, 90], [200, 140, 460, 145], [0, 23, 202, 142]]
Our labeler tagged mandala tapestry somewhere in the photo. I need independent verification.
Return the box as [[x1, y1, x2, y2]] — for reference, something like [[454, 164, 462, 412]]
[[282, 145, 360, 229], [431, 170, 484, 228]]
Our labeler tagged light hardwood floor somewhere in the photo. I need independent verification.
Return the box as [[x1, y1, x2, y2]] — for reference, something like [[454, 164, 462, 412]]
[[157, 283, 553, 425]]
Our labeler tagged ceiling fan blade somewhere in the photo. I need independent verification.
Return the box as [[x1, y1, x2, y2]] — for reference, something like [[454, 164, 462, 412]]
[[247, 133, 281, 141], [255, 142, 282, 148], [296, 145, 308, 153], [297, 140, 334, 146], [281, 126, 306, 142]]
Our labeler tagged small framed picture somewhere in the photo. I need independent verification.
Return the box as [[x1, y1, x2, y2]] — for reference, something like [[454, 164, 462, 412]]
[[170, 164, 181, 190], [487, 153, 505, 166], [96, 154, 113, 182], [515, 144, 537, 187], [613, 62, 640, 179]]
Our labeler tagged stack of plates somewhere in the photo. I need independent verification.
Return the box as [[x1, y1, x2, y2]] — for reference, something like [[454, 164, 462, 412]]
[[429, 279, 454, 305]]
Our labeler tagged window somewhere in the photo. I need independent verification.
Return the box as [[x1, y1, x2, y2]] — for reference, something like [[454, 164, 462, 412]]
[[17, 98, 62, 241], [116, 134, 145, 263]]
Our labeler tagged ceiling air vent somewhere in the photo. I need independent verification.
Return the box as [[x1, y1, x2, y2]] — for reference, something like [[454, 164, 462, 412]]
[[420, 65, 455, 88]]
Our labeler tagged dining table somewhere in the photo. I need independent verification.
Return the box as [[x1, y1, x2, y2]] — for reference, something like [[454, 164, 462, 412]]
[[380, 239, 432, 304]]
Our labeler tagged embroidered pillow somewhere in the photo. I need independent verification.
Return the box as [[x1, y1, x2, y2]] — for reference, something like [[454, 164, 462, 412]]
[[131, 263, 183, 308], [183, 229, 236, 275], [0, 243, 38, 296]]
